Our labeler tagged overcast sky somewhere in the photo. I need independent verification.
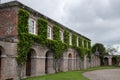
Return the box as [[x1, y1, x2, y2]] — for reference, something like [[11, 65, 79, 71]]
[[2, 0, 120, 50]]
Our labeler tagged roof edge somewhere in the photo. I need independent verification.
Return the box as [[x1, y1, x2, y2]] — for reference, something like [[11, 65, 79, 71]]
[[0, 1, 91, 41]]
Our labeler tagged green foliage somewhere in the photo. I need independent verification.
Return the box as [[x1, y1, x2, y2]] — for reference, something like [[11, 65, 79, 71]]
[[79, 37, 83, 47], [92, 43, 106, 56], [64, 30, 69, 45], [84, 40, 87, 48], [92, 43, 106, 65], [17, 9, 31, 65], [17, 9, 91, 65], [18, 9, 29, 34], [38, 18, 48, 39], [46, 40, 68, 59], [53, 25, 60, 41], [72, 34, 77, 47], [106, 45, 117, 55], [88, 41, 91, 49]]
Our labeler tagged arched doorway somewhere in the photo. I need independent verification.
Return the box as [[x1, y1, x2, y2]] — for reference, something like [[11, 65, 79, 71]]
[[26, 49, 36, 76], [45, 51, 54, 74], [104, 57, 108, 66], [112, 57, 117, 65], [68, 53, 72, 70]]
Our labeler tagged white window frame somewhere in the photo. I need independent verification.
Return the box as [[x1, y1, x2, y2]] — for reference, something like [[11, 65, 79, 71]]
[[69, 33, 72, 45], [28, 18, 36, 34], [60, 30, 64, 42], [77, 37, 79, 47], [47, 26, 52, 39]]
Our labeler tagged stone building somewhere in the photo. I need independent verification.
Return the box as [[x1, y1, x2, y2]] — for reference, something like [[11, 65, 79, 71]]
[[0, 1, 100, 80]]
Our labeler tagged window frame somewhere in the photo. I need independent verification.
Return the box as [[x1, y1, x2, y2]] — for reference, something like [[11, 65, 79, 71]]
[[28, 18, 36, 35], [77, 36, 79, 47], [60, 30, 64, 42], [47, 26, 52, 39], [69, 33, 72, 45]]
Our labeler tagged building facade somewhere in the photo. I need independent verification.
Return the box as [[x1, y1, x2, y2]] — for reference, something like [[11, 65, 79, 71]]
[[0, 1, 100, 80]]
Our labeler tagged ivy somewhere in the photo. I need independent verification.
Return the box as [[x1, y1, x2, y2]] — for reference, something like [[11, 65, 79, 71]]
[[79, 37, 83, 47], [53, 25, 60, 41], [64, 30, 69, 45], [17, 9, 91, 65], [18, 9, 29, 34], [72, 34, 77, 47], [38, 18, 48, 40], [17, 9, 32, 65]]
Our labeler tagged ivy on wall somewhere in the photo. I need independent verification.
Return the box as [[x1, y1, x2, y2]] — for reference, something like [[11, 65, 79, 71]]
[[72, 34, 77, 47], [64, 30, 69, 45], [53, 25, 60, 41], [38, 18, 48, 40], [79, 37, 83, 47], [17, 9, 31, 65], [17, 9, 91, 65]]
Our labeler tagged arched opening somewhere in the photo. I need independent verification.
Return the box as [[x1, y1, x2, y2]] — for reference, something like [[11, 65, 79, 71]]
[[26, 49, 36, 76], [68, 53, 72, 70], [112, 57, 117, 65], [45, 51, 54, 74], [104, 57, 108, 66]]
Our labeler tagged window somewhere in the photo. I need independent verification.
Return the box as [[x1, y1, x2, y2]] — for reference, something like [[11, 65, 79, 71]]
[[69, 33, 72, 45], [28, 18, 36, 34], [77, 37, 79, 47], [60, 30, 64, 42], [47, 26, 52, 39]]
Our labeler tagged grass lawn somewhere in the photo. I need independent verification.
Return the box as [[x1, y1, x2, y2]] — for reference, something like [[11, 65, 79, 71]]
[[23, 66, 120, 80]]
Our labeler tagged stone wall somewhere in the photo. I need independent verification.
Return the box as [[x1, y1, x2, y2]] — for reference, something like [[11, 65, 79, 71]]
[[0, 41, 101, 80], [0, 41, 18, 80]]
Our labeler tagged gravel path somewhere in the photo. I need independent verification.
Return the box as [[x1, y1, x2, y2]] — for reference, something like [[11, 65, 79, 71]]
[[83, 69, 120, 80]]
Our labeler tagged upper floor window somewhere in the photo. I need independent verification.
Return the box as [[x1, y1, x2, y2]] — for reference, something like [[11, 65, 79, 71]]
[[69, 33, 72, 45], [60, 30, 64, 42], [77, 37, 79, 47], [28, 18, 36, 34], [47, 26, 52, 39]]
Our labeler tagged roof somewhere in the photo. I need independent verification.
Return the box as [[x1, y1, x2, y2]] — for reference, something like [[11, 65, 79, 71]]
[[0, 1, 91, 41]]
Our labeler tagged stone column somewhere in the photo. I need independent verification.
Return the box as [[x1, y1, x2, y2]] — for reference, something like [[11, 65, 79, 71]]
[[108, 56, 112, 66], [83, 55, 87, 69]]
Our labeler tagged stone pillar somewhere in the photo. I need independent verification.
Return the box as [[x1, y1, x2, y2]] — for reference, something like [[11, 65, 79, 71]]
[[108, 56, 112, 66], [83, 55, 87, 69]]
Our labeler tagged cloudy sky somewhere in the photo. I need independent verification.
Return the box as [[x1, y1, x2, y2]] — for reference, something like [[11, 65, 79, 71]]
[[1, 0, 120, 51]]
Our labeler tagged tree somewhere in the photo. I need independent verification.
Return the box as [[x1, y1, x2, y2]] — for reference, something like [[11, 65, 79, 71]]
[[106, 45, 118, 55], [92, 43, 106, 65]]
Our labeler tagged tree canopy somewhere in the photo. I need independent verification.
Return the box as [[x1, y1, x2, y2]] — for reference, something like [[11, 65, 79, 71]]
[[92, 43, 106, 56]]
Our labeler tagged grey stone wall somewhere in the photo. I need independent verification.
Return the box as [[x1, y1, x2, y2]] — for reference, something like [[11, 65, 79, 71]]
[[0, 41, 18, 80]]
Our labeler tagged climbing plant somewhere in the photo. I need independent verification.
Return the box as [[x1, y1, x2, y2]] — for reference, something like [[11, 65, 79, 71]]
[[64, 30, 69, 45], [53, 25, 60, 41], [38, 18, 48, 39], [17, 9, 91, 66], [79, 37, 83, 47], [17, 9, 32, 65], [72, 34, 77, 47]]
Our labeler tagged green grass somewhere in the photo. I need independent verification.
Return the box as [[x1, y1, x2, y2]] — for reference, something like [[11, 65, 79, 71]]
[[23, 66, 120, 80]]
